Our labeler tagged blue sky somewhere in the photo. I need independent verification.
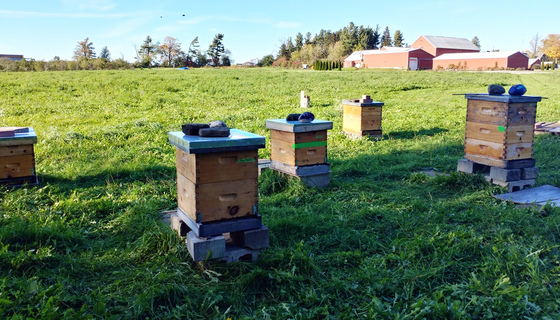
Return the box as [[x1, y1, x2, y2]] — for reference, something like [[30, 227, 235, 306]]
[[0, 0, 557, 64]]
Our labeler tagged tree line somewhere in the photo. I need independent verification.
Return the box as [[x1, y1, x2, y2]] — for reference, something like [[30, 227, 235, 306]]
[[258, 22, 405, 68], [132, 34, 230, 68], [0, 33, 230, 72]]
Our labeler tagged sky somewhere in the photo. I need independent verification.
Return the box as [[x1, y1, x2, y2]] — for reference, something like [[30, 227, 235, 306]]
[[0, 0, 557, 64]]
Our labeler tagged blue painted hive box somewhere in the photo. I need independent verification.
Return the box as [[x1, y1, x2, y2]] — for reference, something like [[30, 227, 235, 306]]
[[168, 129, 265, 224]]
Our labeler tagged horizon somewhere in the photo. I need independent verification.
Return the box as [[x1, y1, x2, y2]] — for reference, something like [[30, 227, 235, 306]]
[[0, 0, 556, 64]]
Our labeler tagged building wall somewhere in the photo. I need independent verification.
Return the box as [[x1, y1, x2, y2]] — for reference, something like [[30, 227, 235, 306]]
[[433, 53, 529, 70], [435, 48, 479, 57], [363, 52, 408, 69], [410, 36, 435, 56], [433, 57, 509, 70], [343, 60, 358, 68], [411, 50, 434, 69], [507, 52, 529, 69]]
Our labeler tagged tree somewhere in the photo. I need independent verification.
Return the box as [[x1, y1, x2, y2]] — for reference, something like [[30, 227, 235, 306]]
[[472, 36, 481, 49], [305, 32, 312, 45], [195, 50, 208, 66], [220, 49, 232, 66], [277, 41, 290, 59], [393, 30, 404, 47], [257, 54, 275, 67], [380, 26, 392, 47], [541, 34, 560, 65], [295, 33, 304, 51], [159, 36, 183, 66], [186, 37, 200, 66], [208, 34, 225, 66], [99, 46, 111, 61], [73, 37, 95, 60], [340, 22, 358, 55], [527, 33, 541, 58], [137, 36, 159, 67]]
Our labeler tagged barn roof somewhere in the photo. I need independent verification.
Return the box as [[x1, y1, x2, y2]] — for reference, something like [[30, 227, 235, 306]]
[[433, 51, 524, 60], [421, 35, 480, 51]]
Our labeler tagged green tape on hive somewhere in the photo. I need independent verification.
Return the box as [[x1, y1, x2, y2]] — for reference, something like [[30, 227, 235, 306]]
[[292, 141, 327, 149]]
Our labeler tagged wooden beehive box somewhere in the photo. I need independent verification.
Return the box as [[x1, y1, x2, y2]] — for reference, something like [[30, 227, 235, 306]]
[[342, 97, 384, 138], [0, 127, 38, 186], [266, 119, 333, 167], [168, 129, 265, 224], [463, 94, 541, 168]]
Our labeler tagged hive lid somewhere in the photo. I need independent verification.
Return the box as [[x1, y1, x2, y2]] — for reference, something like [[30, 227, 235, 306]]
[[342, 99, 384, 107], [168, 128, 265, 154], [0, 127, 37, 146], [265, 119, 333, 133], [464, 94, 542, 103]]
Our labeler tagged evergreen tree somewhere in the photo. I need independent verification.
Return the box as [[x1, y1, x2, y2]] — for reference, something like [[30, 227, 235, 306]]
[[186, 36, 199, 66], [295, 33, 304, 51], [393, 30, 404, 47], [371, 25, 380, 49], [380, 26, 392, 47], [472, 36, 481, 49], [305, 32, 312, 45], [207, 33, 225, 66], [286, 37, 294, 54], [138, 35, 159, 67], [99, 46, 110, 60], [278, 42, 290, 59], [341, 22, 358, 55]]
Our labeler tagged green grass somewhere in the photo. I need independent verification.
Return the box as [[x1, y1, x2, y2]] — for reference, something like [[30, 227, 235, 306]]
[[2, 68, 560, 319]]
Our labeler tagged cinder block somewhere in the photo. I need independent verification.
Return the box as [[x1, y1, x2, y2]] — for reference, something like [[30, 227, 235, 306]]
[[301, 173, 330, 188], [170, 213, 190, 237], [186, 232, 226, 262], [489, 167, 521, 182], [221, 244, 260, 262], [230, 226, 269, 250], [457, 158, 488, 174], [521, 167, 539, 180], [490, 179, 536, 193], [258, 159, 271, 176]]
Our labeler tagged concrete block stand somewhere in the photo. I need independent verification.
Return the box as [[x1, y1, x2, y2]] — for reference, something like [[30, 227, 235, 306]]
[[168, 210, 269, 262]]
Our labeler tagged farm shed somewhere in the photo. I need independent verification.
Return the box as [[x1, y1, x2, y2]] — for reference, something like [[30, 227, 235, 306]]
[[343, 51, 366, 68], [411, 35, 480, 57], [344, 47, 434, 70], [528, 58, 541, 69], [433, 51, 529, 70], [0, 54, 23, 61]]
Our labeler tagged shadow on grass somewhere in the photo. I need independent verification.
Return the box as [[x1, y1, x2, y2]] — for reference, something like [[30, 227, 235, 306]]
[[36, 165, 176, 191], [330, 140, 463, 182], [385, 127, 449, 140]]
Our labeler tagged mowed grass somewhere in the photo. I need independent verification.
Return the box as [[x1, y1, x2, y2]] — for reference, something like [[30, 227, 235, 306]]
[[1, 68, 560, 319]]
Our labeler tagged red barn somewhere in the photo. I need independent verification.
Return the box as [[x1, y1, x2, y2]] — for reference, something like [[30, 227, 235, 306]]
[[432, 51, 529, 70], [343, 47, 433, 70], [411, 35, 480, 57]]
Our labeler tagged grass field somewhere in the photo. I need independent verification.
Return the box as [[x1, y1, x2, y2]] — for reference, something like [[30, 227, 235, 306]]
[[2, 68, 560, 319]]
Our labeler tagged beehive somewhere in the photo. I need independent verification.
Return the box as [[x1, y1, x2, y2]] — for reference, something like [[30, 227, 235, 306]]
[[266, 119, 333, 167], [168, 129, 265, 224], [0, 127, 38, 186], [463, 94, 541, 168], [342, 96, 384, 138]]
